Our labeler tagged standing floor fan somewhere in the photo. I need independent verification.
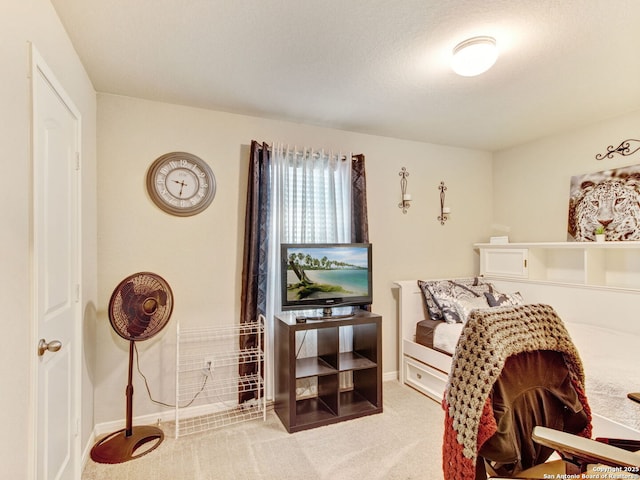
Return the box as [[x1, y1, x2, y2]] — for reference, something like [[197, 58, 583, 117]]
[[90, 272, 174, 464]]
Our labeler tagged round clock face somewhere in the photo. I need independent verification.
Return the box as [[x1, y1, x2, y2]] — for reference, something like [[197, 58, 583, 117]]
[[146, 152, 216, 216]]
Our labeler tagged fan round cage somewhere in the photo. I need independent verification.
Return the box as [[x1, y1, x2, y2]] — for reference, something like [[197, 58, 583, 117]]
[[108, 272, 174, 341]]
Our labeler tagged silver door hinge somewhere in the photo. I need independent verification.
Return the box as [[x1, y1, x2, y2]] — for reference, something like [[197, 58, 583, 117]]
[[75, 152, 80, 171], [75, 284, 80, 303]]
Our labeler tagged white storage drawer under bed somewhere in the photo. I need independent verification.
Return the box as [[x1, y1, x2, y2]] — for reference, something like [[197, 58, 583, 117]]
[[403, 356, 447, 402]]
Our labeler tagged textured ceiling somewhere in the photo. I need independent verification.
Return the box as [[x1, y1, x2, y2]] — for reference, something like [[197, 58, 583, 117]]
[[51, 0, 640, 151]]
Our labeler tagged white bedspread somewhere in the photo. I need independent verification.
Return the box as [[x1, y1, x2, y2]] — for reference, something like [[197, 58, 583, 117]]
[[564, 321, 640, 433], [432, 318, 640, 433]]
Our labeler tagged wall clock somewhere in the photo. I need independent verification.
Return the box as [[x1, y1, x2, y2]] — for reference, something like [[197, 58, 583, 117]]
[[146, 152, 216, 216]]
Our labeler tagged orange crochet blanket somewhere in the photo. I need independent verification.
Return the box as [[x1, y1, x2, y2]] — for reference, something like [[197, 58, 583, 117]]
[[441, 303, 592, 480]]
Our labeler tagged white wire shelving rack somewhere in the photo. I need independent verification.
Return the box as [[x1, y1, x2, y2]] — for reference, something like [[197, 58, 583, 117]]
[[175, 317, 265, 437]]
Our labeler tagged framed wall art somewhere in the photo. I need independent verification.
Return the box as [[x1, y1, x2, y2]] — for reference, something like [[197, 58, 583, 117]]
[[567, 164, 640, 241]]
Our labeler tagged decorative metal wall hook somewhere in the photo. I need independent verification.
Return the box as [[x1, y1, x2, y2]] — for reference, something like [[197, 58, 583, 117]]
[[398, 167, 411, 214], [438, 181, 449, 225], [595, 138, 640, 160]]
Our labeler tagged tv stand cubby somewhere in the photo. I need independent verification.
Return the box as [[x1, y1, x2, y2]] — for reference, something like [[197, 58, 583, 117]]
[[274, 310, 382, 433]]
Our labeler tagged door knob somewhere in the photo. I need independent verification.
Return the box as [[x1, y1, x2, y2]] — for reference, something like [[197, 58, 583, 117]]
[[38, 338, 62, 356]]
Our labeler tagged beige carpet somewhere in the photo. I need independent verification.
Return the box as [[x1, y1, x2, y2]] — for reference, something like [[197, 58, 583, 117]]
[[83, 380, 445, 480]]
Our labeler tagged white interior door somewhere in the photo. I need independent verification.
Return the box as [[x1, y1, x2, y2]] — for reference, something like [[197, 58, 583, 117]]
[[31, 46, 81, 480]]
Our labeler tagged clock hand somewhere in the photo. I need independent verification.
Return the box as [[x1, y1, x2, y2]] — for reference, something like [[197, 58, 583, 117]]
[[172, 179, 188, 197]]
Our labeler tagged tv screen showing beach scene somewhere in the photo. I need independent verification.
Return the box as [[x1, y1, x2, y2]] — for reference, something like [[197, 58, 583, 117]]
[[281, 243, 372, 309]]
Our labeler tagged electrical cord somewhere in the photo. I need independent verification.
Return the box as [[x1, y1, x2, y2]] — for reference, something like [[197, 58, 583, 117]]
[[134, 343, 208, 409], [295, 331, 308, 358]]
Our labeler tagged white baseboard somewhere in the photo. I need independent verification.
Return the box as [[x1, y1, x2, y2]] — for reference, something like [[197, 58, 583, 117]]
[[93, 409, 174, 437], [92, 396, 272, 438], [81, 430, 96, 472], [383, 371, 398, 382]]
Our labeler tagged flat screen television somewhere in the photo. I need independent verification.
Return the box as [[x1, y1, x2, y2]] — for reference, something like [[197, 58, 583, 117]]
[[280, 243, 372, 317]]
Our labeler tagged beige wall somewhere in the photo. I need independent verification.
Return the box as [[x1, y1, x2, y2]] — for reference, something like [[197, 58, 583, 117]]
[[3, 0, 640, 473], [96, 93, 494, 424], [0, 0, 97, 477], [493, 109, 640, 242]]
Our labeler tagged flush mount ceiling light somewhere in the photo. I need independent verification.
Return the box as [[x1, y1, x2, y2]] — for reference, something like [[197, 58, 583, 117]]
[[451, 36, 498, 77]]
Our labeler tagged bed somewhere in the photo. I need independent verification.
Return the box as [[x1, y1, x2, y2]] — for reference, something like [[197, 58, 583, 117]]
[[394, 278, 640, 438], [395, 278, 488, 403]]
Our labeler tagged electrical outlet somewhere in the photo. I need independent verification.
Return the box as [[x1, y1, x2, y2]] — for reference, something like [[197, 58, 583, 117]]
[[202, 356, 215, 376]]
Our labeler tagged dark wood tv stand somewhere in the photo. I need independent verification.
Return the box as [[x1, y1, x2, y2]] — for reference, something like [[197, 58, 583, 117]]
[[274, 310, 382, 433]]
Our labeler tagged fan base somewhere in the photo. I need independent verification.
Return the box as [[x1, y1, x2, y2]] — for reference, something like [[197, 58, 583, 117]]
[[90, 425, 164, 464]]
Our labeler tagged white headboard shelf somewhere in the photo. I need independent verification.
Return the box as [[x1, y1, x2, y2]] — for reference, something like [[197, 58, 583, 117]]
[[475, 242, 640, 335]]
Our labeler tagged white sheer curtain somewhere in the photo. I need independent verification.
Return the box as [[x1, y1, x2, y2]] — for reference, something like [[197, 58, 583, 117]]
[[264, 143, 353, 399]]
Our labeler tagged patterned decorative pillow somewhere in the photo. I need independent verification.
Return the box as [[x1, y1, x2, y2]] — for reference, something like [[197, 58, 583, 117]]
[[417, 279, 446, 321], [484, 291, 524, 307], [418, 278, 495, 324], [418, 278, 483, 322], [454, 296, 491, 324]]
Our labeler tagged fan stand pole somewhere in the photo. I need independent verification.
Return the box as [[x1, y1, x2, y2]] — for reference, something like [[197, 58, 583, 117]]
[[90, 340, 165, 464], [125, 340, 134, 437]]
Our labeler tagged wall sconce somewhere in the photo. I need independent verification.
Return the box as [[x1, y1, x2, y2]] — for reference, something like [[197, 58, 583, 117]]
[[398, 167, 411, 214], [438, 181, 450, 225]]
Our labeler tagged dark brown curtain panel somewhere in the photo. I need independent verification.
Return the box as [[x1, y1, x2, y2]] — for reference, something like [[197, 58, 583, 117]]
[[351, 154, 369, 244], [350, 153, 369, 311], [239, 141, 270, 402]]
